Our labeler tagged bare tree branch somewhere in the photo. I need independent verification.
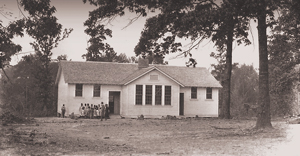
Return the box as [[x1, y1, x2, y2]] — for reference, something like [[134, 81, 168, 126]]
[[122, 13, 143, 30], [16, 0, 27, 19]]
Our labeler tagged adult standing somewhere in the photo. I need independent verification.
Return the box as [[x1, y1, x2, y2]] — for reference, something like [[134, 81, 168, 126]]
[[100, 103, 106, 121], [105, 104, 110, 119], [61, 104, 66, 118]]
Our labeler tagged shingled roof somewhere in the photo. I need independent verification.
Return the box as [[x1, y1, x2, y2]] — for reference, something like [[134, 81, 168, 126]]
[[56, 61, 222, 88]]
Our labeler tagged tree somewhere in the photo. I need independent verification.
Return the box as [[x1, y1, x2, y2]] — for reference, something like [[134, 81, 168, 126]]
[[230, 64, 259, 117], [0, 54, 59, 116], [82, 43, 117, 62], [268, 35, 299, 116], [268, 0, 300, 116], [0, 4, 26, 116], [114, 53, 130, 63], [83, 0, 251, 119], [244, 0, 281, 129], [18, 0, 72, 115], [56, 54, 68, 61], [0, 7, 24, 81]]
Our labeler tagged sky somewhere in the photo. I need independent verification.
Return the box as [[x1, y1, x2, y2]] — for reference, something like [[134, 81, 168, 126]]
[[1, 0, 260, 69]]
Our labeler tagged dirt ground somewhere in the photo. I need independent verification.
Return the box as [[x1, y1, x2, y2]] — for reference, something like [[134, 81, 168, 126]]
[[0, 116, 299, 156]]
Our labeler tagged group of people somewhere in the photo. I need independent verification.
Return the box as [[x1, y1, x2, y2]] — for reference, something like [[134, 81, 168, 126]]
[[79, 102, 109, 121]]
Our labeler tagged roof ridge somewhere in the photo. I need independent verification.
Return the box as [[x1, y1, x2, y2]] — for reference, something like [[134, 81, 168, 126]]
[[61, 60, 138, 65], [85, 61, 137, 65], [61, 61, 207, 69], [154, 64, 207, 69]]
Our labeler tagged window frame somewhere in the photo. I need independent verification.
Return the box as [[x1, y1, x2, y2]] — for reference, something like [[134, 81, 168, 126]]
[[145, 85, 152, 105], [155, 85, 162, 105], [93, 84, 101, 97], [191, 87, 197, 99], [164, 86, 171, 105], [75, 84, 83, 97], [135, 85, 143, 105], [206, 87, 213, 99]]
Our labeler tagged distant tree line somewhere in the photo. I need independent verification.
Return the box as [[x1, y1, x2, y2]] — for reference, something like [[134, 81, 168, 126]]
[[0, 55, 58, 116]]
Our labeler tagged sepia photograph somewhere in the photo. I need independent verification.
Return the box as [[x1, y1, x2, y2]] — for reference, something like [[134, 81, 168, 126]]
[[1, 0, 300, 155]]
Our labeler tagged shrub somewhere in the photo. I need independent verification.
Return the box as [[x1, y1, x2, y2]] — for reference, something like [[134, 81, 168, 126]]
[[0, 111, 27, 125]]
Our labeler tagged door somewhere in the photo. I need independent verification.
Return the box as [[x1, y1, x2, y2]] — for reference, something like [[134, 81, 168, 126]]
[[180, 93, 184, 115], [109, 91, 120, 115]]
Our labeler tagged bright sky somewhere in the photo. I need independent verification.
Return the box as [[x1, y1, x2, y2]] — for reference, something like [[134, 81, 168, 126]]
[[1, 0, 260, 69]]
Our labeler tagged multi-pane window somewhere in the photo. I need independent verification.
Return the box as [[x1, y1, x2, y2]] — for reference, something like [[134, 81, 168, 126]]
[[191, 87, 197, 99], [136, 85, 143, 105], [155, 85, 162, 105], [206, 87, 212, 99], [75, 84, 83, 97], [93, 84, 101, 97], [165, 86, 171, 105], [146, 85, 152, 105]]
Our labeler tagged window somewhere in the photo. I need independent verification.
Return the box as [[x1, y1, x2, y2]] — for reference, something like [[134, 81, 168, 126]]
[[136, 85, 143, 105], [155, 85, 162, 105], [93, 84, 101, 97], [150, 75, 158, 80], [146, 85, 152, 105], [206, 87, 212, 99], [75, 84, 83, 97], [165, 86, 171, 105], [191, 87, 197, 99]]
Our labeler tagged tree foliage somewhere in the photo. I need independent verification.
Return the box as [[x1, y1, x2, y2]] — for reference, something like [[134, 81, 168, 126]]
[[0, 54, 59, 117], [268, 0, 300, 116], [0, 20, 24, 67], [17, 0, 72, 115], [230, 65, 259, 117], [0, 6, 25, 80], [56, 54, 68, 61], [268, 34, 300, 116]]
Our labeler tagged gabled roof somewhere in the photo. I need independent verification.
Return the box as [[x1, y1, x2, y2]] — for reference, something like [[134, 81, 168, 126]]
[[155, 65, 222, 88], [122, 66, 185, 87], [57, 61, 222, 88]]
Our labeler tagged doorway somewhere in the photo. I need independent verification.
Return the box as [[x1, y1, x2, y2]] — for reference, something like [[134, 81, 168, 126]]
[[180, 93, 184, 115], [109, 91, 120, 115]]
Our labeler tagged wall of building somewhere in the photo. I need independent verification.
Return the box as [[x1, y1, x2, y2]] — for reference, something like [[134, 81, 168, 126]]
[[180, 87, 219, 117], [121, 70, 181, 118], [57, 70, 122, 115], [57, 68, 219, 117], [57, 70, 69, 115]]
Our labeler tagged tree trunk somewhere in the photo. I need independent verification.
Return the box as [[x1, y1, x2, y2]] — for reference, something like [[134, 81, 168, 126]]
[[255, 0, 272, 129], [220, 15, 234, 119]]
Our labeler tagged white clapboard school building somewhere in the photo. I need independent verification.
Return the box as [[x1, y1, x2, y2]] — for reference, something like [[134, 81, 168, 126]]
[[55, 58, 222, 118]]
